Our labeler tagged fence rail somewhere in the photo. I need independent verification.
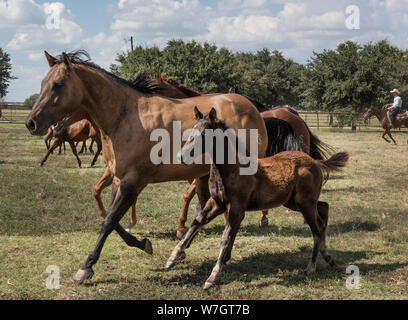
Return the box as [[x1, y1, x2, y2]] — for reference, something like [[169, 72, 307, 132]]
[[0, 105, 406, 131]]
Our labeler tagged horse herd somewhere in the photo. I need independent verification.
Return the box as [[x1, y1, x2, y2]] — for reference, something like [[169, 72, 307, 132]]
[[23, 50, 378, 289]]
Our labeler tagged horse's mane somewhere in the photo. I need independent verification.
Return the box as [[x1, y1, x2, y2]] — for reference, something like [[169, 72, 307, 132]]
[[55, 50, 161, 94], [165, 78, 202, 97]]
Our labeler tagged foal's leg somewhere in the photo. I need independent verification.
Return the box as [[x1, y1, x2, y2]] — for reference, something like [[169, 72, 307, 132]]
[[89, 138, 95, 154], [177, 180, 196, 239], [78, 141, 86, 154], [204, 206, 245, 289], [166, 198, 225, 269], [316, 201, 334, 266], [73, 181, 148, 281], [297, 202, 323, 275], [68, 141, 82, 168], [40, 138, 61, 166]]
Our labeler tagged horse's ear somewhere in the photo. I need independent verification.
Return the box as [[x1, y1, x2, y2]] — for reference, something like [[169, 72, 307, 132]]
[[156, 71, 161, 81], [194, 106, 203, 120], [209, 108, 217, 121], [61, 52, 72, 69], [45, 51, 56, 67]]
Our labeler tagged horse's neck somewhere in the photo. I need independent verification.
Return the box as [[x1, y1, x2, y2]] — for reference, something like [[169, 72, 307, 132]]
[[374, 109, 387, 122], [76, 66, 143, 136]]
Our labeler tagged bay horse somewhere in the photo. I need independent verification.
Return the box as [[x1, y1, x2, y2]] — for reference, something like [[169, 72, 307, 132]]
[[41, 119, 102, 168], [25, 50, 268, 281], [363, 106, 408, 144], [166, 107, 349, 289], [152, 73, 333, 235]]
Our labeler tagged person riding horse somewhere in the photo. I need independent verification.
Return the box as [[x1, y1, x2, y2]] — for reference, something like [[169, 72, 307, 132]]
[[387, 89, 403, 127]]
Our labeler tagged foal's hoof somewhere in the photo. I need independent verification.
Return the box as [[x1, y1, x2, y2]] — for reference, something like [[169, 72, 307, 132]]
[[203, 281, 214, 290], [301, 223, 311, 231], [259, 218, 269, 228], [176, 228, 187, 240], [143, 238, 153, 255], [165, 260, 175, 270], [304, 262, 316, 275], [73, 268, 94, 281]]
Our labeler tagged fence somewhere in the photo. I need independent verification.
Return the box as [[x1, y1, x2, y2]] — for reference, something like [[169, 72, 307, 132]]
[[0, 104, 31, 124], [0, 105, 406, 132]]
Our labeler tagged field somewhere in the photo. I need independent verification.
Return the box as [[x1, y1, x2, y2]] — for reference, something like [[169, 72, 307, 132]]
[[0, 123, 407, 300]]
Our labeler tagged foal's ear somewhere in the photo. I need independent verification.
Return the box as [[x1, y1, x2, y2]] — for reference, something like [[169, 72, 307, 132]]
[[194, 106, 203, 120], [209, 108, 217, 121], [61, 52, 72, 69], [45, 51, 57, 67]]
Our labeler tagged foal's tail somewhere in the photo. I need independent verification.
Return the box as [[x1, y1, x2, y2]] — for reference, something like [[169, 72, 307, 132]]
[[315, 152, 349, 182], [263, 117, 303, 156], [308, 126, 336, 161]]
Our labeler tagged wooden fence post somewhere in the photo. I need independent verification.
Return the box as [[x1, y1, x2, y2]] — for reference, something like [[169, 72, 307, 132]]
[[316, 112, 319, 130]]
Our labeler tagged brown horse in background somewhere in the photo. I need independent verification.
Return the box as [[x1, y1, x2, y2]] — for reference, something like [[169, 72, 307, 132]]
[[363, 106, 408, 144], [166, 107, 349, 289], [41, 119, 102, 167]]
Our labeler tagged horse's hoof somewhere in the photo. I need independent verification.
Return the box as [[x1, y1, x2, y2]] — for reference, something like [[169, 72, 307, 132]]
[[165, 260, 175, 270], [125, 226, 132, 233], [301, 223, 311, 231], [73, 268, 94, 281], [143, 238, 153, 255], [203, 281, 214, 290], [304, 262, 316, 275], [176, 229, 187, 240], [259, 218, 269, 228]]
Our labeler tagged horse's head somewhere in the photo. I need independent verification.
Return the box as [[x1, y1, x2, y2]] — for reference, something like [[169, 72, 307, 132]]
[[25, 51, 85, 136], [363, 106, 376, 120], [178, 107, 222, 165]]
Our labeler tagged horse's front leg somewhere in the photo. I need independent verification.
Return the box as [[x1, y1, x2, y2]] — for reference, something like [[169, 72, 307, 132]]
[[204, 206, 245, 290], [382, 130, 391, 143], [387, 131, 397, 145], [166, 198, 225, 269], [74, 179, 146, 281]]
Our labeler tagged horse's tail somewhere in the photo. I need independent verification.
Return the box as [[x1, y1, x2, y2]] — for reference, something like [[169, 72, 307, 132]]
[[242, 94, 269, 112], [263, 117, 303, 157], [315, 152, 349, 182], [307, 126, 336, 160]]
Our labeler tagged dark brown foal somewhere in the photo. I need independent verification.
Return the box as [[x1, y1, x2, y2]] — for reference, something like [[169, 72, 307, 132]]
[[166, 107, 349, 289]]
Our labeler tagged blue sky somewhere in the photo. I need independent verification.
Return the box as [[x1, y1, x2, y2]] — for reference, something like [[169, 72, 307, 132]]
[[1, 0, 407, 102]]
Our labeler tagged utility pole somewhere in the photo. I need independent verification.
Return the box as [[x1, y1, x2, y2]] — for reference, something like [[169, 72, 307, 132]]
[[130, 36, 134, 52]]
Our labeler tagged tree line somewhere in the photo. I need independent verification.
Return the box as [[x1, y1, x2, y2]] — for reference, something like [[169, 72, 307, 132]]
[[111, 39, 408, 112]]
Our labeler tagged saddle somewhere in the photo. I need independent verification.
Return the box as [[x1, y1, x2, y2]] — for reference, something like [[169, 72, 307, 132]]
[[396, 110, 408, 121]]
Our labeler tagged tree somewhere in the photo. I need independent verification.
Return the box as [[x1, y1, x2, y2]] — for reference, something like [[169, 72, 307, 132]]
[[24, 93, 40, 107], [0, 48, 16, 98]]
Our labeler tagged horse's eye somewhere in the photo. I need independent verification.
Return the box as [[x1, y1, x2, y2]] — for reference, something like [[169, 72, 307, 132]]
[[53, 82, 64, 90]]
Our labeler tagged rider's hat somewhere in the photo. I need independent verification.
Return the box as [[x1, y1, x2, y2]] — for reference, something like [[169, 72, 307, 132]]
[[390, 88, 400, 94]]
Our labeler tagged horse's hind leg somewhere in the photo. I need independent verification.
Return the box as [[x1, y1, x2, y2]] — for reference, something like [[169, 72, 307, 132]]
[[317, 201, 334, 267], [259, 210, 269, 227], [297, 202, 323, 275], [94, 167, 114, 218], [177, 181, 196, 239], [204, 206, 245, 289], [387, 131, 397, 145], [68, 141, 82, 168], [90, 138, 102, 167]]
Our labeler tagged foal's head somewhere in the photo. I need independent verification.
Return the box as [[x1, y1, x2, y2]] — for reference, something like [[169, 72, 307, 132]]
[[179, 107, 226, 165]]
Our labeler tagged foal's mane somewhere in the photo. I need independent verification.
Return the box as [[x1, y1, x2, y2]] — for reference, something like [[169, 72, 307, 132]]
[[55, 50, 161, 94]]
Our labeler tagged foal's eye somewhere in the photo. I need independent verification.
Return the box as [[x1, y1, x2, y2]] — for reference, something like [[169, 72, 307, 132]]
[[53, 82, 64, 90]]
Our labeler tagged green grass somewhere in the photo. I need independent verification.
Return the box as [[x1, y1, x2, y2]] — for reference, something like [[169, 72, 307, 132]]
[[0, 123, 407, 300]]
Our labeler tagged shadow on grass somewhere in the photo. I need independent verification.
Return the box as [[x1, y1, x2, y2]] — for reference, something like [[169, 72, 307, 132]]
[[146, 247, 407, 288], [149, 218, 381, 240]]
